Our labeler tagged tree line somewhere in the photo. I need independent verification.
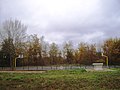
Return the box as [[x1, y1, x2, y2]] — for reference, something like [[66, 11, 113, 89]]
[[0, 19, 120, 67]]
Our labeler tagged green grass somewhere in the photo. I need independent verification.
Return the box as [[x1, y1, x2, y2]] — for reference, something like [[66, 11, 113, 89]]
[[0, 68, 120, 90]]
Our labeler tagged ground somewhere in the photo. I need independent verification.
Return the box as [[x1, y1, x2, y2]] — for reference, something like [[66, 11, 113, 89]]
[[0, 68, 120, 90]]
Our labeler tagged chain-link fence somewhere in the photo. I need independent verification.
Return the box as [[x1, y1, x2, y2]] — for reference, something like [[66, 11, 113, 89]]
[[0, 65, 120, 71]]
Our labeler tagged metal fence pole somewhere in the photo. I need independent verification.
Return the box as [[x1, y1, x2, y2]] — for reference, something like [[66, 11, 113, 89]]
[[51, 66, 52, 70], [23, 59, 24, 70], [28, 59, 29, 70], [42, 66, 43, 70]]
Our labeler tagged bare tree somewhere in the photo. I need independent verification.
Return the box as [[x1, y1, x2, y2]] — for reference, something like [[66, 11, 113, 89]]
[[0, 19, 27, 47], [0, 19, 27, 69]]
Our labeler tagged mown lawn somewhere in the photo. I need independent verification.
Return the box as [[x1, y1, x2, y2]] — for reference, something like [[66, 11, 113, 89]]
[[0, 68, 120, 90]]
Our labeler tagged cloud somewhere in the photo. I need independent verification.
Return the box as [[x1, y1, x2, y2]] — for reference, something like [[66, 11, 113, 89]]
[[0, 0, 120, 45]]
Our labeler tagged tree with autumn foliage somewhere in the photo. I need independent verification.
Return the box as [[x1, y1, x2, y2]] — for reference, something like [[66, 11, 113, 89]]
[[103, 38, 120, 65], [26, 34, 43, 66], [63, 41, 75, 64], [75, 43, 97, 65], [0, 19, 120, 67], [49, 43, 59, 65]]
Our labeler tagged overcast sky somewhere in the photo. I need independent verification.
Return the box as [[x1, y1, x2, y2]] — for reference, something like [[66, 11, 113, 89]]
[[0, 0, 120, 45]]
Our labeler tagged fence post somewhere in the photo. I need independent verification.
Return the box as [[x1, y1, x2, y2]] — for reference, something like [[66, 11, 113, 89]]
[[23, 59, 24, 70], [56, 66, 57, 70], [71, 65, 72, 69], [42, 66, 43, 70], [51, 66, 52, 70], [28, 60, 29, 70]]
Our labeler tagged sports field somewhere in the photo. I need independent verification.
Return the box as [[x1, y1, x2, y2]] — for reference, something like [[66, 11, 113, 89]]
[[0, 68, 120, 90]]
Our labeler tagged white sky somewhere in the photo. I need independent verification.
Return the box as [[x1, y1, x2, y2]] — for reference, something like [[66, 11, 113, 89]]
[[0, 0, 120, 45]]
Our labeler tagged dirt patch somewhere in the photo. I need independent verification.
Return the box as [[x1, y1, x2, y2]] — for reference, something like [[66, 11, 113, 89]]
[[0, 70, 46, 73], [86, 68, 116, 72]]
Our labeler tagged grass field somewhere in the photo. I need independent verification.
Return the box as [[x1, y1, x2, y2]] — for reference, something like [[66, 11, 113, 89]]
[[0, 68, 120, 90]]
